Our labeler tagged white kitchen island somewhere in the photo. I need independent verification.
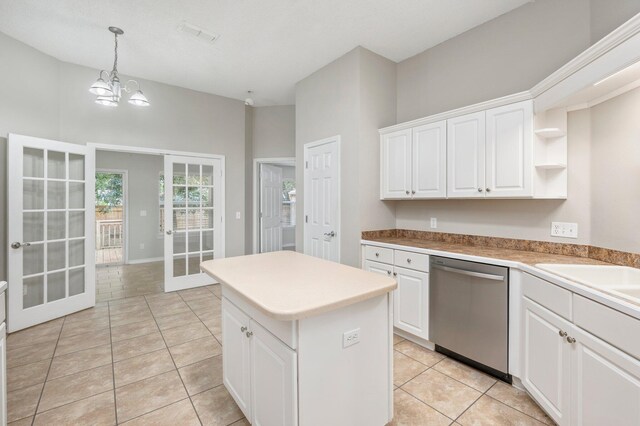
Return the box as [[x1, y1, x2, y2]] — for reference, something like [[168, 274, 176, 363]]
[[201, 251, 397, 426]]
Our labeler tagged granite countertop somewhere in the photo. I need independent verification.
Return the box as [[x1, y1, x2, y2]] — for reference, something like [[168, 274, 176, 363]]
[[201, 251, 397, 321]]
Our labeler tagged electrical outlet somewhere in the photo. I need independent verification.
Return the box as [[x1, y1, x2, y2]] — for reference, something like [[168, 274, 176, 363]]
[[430, 217, 437, 229], [551, 222, 578, 239], [236, 211, 241, 219], [343, 328, 360, 348]]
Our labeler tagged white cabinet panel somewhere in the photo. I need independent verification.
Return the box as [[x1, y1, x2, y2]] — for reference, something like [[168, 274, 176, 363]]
[[0, 323, 5, 426], [570, 325, 640, 426], [412, 121, 446, 198], [251, 320, 297, 426], [522, 298, 571, 426], [485, 100, 533, 197], [222, 298, 252, 419], [381, 129, 412, 199], [364, 260, 393, 277], [393, 266, 429, 340], [447, 111, 486, 198]]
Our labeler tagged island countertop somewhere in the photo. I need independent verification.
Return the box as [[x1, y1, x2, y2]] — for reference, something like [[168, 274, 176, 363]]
[[201, 251, 397, 321]]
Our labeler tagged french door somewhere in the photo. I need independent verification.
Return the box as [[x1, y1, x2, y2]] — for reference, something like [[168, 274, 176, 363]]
[[163, 155, 224, 292], [260, 164, 283, 253], [7, 134, 95, 332]]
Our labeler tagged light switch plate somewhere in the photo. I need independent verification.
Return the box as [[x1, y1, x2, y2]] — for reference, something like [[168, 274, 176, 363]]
[[430, 217, 437, 229], [343, 328, 360, 348], [235, 211, 241, 219], [551, 222, 578, 239]]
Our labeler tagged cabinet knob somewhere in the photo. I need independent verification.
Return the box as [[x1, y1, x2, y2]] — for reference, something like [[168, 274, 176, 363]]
[[405, 190, 410, 195], [477, 188, 483, 192], [411, 190, 416, 195], [393, 272, 397, 277], [406, 258, 412, 264], [559, 330, 567, 337], [241, 326, 247, 333], [566, 336, 576, 344], [375, 252, 380, 257], [246, 331, 253, 338], [486, 188, 491, 192], [387, 270, 391, 275]]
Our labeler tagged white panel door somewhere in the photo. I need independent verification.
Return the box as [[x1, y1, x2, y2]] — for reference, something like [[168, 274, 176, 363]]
[[447, 111, 486, 198], [485, 100, 533, 198], [260, 164, 283, 253], [250, 320, 297, 426], [164, 155, 224, 292], [570, 325, 640, 426], [380, 129, 412, 199], [522, 298, 571, 426], [7, 134, 95, 332], [304, 137, 340, 263], [222, 298, 252, 420], [412, 121, 447, 198], [393, 266, 429, 340]]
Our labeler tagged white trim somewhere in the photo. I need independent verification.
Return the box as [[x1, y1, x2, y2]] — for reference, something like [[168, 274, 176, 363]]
[[87, 142, 225, 160], [95, 168, 128, 265], [252, 157, 295, 254], [126, 256, 164, 265], [303, 135, 341, 263], [567, 78, 640, 111]]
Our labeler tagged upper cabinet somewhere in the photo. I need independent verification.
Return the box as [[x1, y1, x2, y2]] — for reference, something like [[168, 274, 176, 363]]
[[380, 129, 411, 199], [447, 111, 486, 198]]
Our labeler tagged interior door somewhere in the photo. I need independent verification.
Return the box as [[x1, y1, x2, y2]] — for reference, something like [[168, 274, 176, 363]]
[[7, 134, 95, 332], [260, 164, 283, 253], [304, 137, 340, 263], [164, 155, 224, 292]]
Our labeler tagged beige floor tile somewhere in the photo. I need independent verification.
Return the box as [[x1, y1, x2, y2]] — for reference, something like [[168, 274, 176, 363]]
[[49, 344, 112, 379], [161, 322, 211, 347], [65, 307, 110, 323], [7, 341, 57, 368], [108, 302, 150, 317], [395, 340, 445, 367], [8, 416, 34, 426], [33, 391, 115, 426], [7, 319, 63, 348], [154, 311, 200, 331], [110, 310, 155, 328], [60, 317, 110, 339], [394, 351, 428, 387], [55, 328, 111, 357], [458, 395, 546, 426], [191, 385, 244, 426], [209, 285, 222, 298], [390, 389, 452, 426], [229, 419, 250, 426], [38, 365, 114, 413], [201, 317, 222, 335], [402, 369, 482, 419], [149, 302, 192, 318], [486, 382, 554, 425], [178, 355, 223, 396], [393, 334, 406, 345], [111, 319, 159, 342], [7, 359, 50, 392], [112, 332, 166, 362], [7, 382, 43, 422], [115, 370, 188, 422], [114, 349, 176, 388], [168, 336, 222, 368], [109, 296, 147, 307], [121, 398, 200, 426], [434, 358, 497, 393], [178, 287, 213, 301]]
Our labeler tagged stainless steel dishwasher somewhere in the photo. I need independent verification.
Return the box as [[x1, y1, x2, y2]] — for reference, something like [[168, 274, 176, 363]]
[[430, 256, 510, 382]]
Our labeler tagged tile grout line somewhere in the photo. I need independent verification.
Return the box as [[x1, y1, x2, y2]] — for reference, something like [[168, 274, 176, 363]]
[[107, 300, 119, 425]]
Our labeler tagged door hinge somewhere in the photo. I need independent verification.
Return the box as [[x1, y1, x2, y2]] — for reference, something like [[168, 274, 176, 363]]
[[305, 215, 308, 223], [305, 161, 309, 169]]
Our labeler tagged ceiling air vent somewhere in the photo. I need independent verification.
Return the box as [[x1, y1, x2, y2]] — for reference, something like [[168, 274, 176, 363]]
[[177, 21, 220, 44]]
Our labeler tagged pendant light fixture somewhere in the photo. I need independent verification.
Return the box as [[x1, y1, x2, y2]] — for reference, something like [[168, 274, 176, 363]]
[[89, 27, 150, 107]]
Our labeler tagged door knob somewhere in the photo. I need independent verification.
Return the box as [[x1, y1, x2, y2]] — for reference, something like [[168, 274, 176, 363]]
[[166, 230, 173, 235], [11, 242, 31, 249], [324, 231, 336, 238]]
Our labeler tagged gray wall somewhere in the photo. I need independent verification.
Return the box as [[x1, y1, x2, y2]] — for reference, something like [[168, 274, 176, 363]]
[[0, 31, 247, 280], [96, 151, 164, 262]]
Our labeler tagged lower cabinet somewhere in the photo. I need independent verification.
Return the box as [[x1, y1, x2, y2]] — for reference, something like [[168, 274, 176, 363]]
[[222, 298, 297, 425], [0, 322, 5, 426]]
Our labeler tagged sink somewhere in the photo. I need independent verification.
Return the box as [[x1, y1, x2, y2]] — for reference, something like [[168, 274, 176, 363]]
[[535, 264, 640, 302]]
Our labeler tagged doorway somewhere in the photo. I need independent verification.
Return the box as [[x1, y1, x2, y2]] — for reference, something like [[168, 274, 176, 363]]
[[95, 170, 126, 265], [253, 158, 296, 253]]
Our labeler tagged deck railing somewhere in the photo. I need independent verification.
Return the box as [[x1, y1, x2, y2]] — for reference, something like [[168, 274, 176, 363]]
[[96, 219, 123, 249]]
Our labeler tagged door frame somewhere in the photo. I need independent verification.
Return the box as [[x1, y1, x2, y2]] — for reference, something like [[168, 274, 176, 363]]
[[303, 136, 341, 263], [252, 157, 295, 254], [95, 168, 129, 265]]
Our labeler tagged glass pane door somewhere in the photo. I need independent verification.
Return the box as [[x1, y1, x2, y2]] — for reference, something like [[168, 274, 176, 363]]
[[164, 155, 223, 292], [8, 134, 95, 332]]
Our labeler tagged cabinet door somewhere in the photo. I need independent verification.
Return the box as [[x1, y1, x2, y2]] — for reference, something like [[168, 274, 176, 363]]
[[0, 323, 5, 426], [393, 266, 429, 340], [380, 129, 412, 199], [413, 121, 447, 198], [222, 298, 252, 419], [570, 325, 640, 426], [447, 111, 486, 198], [250, 320, 297, 426], [522, 298, 571, 426], [364, 260, 393, 278], [485, 100, 533, 197]]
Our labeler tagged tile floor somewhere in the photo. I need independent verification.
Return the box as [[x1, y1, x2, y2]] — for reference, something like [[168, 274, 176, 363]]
[[7, 263, 554, 425], [96, 262, 164, 303]]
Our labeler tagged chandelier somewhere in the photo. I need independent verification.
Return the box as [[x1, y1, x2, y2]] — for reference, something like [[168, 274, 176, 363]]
[[89, 27, 150, 107]]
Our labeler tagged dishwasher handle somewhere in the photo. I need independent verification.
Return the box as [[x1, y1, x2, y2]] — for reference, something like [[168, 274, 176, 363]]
[[431, 264, 505, 281]]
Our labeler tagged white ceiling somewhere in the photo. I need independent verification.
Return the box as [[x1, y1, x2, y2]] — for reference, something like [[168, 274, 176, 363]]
[[0, 0, 529, 105]]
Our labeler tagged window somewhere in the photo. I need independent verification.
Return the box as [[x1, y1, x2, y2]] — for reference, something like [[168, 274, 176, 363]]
[[159, 172, 213, 233], [282, 179, 296, 227]]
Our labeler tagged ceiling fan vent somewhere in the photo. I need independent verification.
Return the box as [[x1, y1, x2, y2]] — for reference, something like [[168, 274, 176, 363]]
[[178, 21, 220, 44]]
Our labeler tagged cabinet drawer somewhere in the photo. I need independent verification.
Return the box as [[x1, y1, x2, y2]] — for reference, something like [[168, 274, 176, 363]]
[[394, 250, 429, 272], [523, 273, 572, 320], [573, 294, 640, 359], [364, 246, 393, 264]]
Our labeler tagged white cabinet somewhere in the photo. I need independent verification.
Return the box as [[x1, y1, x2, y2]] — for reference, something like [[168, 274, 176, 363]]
[[380, 129, 412, 199], [447, 111, 486, 198], [412, 122, 447, 198], [485, 100, 533, 197], [222, 298, 252, 419], [250, 320, 297, 426], [0, 322, 5, 426], [522, 297, 571, 425]]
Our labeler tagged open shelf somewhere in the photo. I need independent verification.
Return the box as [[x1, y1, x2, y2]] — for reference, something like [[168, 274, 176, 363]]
[[535, 163, 567, 170], [535, 128, 566, 139]]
